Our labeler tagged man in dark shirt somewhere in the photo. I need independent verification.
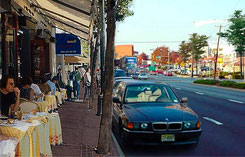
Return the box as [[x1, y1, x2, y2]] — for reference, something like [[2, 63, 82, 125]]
[[0, 75, 20, 116]]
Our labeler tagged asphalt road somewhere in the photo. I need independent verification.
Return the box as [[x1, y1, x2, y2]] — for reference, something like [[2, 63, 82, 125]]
[[115, 75, 245, 156]]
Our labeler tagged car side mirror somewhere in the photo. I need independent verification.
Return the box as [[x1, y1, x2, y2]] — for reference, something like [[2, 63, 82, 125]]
[[113, 97, 121, 103], [181, 97, 188, 103]]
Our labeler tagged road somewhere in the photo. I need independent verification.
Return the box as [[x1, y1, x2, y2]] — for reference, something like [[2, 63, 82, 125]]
[[115, 75, 245, 156]]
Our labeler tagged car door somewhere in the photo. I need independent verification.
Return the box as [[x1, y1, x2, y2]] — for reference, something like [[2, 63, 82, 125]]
[[112, 83, 125, 125]]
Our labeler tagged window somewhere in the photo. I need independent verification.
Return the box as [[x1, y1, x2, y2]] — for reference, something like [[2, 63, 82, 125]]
[[124, 84, 179, 103]]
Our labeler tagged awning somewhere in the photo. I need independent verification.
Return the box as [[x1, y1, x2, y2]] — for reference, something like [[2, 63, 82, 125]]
[[57, 56, 90, 64], [28, 0, 93, 40]]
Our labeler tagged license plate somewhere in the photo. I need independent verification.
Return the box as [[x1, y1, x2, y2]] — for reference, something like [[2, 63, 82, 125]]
[[161, 134, 175, 142]]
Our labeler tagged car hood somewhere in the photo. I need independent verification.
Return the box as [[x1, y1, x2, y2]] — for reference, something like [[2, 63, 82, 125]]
[[123, 103, 197, 122]]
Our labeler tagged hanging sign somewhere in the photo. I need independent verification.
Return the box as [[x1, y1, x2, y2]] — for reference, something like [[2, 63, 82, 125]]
[[56, 33, 81, 55]]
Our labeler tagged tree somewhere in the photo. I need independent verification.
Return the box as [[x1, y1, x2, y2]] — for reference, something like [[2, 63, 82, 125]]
[[81, 39, 89, 57], [169, 51, 180, 64], [189, 33, 209, 77], [178, 41, 192, 74], [152, 46, 169, 66], [97, 0, 134, 154], [138, 53, 148, 65], [116, 0, 134, 22], [220, 10, 245, 77]]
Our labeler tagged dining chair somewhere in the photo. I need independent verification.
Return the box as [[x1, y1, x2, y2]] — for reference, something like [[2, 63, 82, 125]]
[[19, 101, 40, 113]]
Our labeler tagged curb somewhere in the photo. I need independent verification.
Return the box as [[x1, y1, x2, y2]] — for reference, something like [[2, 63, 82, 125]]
[[192, 83, 245, 92], [112, 133, 125, 157]]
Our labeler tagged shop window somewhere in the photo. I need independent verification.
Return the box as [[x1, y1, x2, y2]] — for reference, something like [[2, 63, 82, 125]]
[[6, 28, 16, 77]]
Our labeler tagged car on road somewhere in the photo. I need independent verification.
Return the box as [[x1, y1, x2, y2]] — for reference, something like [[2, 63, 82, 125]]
[[156, 70, 164, 75], [150, 71, 157, 75], [138, 73, 148, 80], [165, 71, 173, 76], [114, 69, 126, 78], [112, 81, 201, 146]]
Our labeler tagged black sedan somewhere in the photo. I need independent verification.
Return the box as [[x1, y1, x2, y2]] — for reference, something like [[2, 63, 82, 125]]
[[112, 80, 201, 146]]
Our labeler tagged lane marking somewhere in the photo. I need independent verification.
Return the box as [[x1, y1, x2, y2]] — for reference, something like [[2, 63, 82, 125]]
[[228, 99, 243, 104], [203, 117, 223, 125], [195, 92, 204, 95], [175, 88, 182, 90], [112, 133, 125, 157]]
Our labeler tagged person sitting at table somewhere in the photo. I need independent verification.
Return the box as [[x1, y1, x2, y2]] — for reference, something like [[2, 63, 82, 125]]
[[37, 76, 51, 95], [19, 77, 34, 101], [0, 75, 20, 117], [46, 74, 56, 95], [30, 77, 44, 101], [51, 76, 62, 107], [52, 76, 61, 92]]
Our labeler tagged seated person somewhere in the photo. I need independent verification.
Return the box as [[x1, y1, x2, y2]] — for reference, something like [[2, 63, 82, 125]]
[[0, 75, 20, 117], [31, 80, 44, 101], [52, 76, 61, 92], [19, 77, 34, 101], [37, 76, 51, 95], [45, 73, 56, 95]]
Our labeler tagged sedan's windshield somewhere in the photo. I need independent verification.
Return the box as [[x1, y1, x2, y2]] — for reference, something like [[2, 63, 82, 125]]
[[124, 84, 179, 103], [114, 70, 126, 77]]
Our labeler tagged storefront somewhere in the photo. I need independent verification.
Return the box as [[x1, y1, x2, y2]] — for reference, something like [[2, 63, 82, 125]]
[[0, 1, 18, 81], [0, 0, 54, 82]]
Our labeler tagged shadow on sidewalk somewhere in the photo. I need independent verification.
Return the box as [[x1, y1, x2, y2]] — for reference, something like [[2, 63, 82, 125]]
[[51, 95, 119, 157]]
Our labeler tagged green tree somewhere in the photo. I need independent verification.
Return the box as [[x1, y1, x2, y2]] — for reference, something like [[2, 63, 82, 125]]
[[189, 33, 209, 77], [116, 0, 134, 21], [178, 41, 191, 74], [220, 10, 245, 77], [81, 39, 89, 57], [97, 0, 134, 154]]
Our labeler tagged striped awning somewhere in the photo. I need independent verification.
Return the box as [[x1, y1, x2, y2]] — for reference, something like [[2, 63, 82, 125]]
[[28, 0, 93, 40]]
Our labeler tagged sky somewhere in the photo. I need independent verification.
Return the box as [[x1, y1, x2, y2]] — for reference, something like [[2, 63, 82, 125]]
[[115, 0, 245, 55]]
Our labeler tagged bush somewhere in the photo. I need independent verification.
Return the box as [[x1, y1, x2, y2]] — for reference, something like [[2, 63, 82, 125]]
[[220, 81, 236, 87], [193, 79, 219, 85], [219, 71, 229, 77], [232, 72, 243, 79], [232, 83, 245, 89]]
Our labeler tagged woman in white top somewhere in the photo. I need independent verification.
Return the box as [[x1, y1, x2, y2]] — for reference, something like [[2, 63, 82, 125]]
[[30, 78, 44, 101]]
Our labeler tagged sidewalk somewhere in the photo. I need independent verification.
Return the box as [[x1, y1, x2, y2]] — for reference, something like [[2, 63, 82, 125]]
[[51, 93, 119, 156]]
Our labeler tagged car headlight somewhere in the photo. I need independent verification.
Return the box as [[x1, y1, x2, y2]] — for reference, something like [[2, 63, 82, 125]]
[[141, 123, 148, 129], [183, 121, 201, 130]]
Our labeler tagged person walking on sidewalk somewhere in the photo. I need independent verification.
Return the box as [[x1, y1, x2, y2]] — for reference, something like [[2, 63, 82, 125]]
[[83, 68, 91, 101], [73, 67, 82, 100], [57, 68, 64, 88]]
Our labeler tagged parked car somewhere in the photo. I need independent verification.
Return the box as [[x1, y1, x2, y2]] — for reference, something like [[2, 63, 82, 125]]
[[114, 76, 133, 81], [112, 81, 202, 146], [165, 71, 173, 76], [156, 70, 163, 75], [150, 71, 157, 75], [138, 73, 148, 80]]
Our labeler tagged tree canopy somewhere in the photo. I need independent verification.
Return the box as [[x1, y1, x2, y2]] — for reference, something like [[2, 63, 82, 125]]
[[220, 10, 245, 76], [178, 41, 192, 63], [189, 33, 209, 62]]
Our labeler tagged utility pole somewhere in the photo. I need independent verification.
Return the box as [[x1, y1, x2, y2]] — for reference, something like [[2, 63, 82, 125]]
[[214, 25, 222, 80]]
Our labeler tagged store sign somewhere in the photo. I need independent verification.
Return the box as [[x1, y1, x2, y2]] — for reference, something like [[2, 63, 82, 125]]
[[56, 33, 81, 55]]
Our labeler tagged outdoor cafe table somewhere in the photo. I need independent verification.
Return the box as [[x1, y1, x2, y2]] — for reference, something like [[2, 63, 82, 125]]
[[0, 135, 18, 157], [45, 95, 57, 111], [0, 112, 62, 156], [36, 101, 49, 113], [60, 88, 67, 100]]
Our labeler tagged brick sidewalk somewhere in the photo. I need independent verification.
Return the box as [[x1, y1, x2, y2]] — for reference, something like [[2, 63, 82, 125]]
[[51, 95, 119, 156]]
